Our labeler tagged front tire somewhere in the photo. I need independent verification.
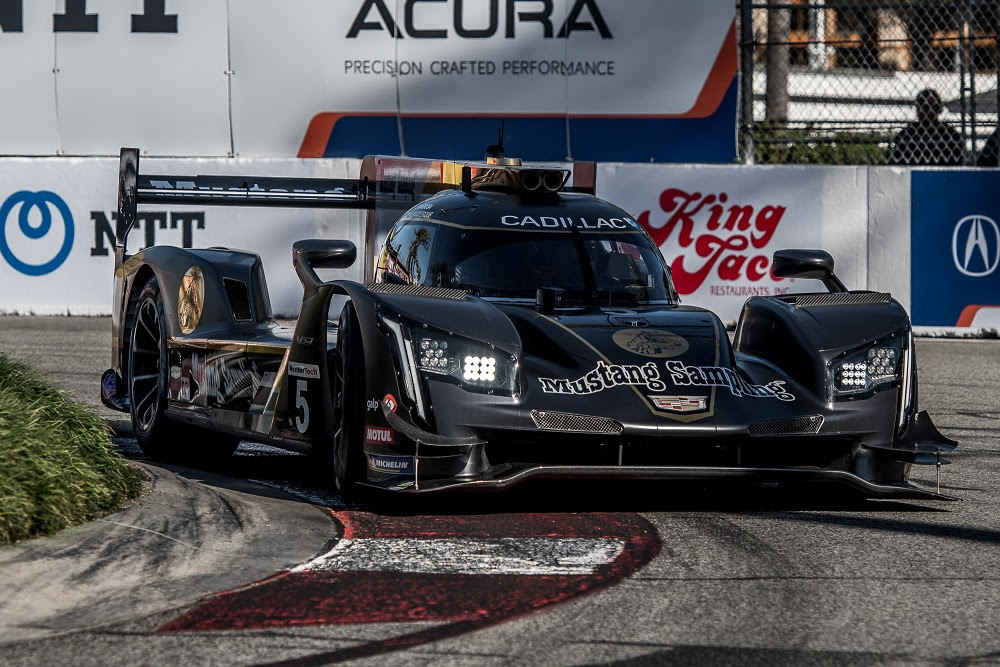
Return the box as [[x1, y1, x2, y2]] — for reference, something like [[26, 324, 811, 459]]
[[331, 304, 366, 494]]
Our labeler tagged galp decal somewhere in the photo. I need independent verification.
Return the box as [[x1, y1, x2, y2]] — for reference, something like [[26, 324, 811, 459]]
[[638, 188, 786, 294]]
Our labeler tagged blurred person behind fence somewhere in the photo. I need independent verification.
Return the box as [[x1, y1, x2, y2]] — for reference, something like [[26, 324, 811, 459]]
[[888, 89, 963, 166], [976, 127, 999, 166]]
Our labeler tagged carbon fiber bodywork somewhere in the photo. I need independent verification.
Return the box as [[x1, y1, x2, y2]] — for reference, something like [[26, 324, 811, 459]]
[[103, 149, 957, 500]]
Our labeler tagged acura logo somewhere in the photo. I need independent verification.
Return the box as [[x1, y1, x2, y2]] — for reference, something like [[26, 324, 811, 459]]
[[952, 215, 1000, 278], [0, 191, 75, 276]]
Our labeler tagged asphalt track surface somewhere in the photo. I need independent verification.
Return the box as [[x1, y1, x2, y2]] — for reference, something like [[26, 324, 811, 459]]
[[1, 316, 999, 666]]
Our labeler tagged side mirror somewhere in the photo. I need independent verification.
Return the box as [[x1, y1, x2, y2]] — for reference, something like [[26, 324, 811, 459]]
[[293, 239, 357, 289], [772, 249, 847, 293]]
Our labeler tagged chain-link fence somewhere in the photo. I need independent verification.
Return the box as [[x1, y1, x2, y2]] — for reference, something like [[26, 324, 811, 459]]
[[740, 0, 1000, 165]]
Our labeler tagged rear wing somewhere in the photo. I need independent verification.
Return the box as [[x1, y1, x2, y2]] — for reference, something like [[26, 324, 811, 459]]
[[115, 147, 381, 268], [115, 147, 597, 277]]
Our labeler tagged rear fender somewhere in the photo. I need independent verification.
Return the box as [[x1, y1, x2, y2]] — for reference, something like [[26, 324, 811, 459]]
[[113, 246, 274, 401]]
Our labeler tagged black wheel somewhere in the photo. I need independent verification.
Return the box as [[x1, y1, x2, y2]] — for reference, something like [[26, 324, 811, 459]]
[[128, 278, 172, 457], [331, 304, 366, 493], [128, 278, 240, 462]]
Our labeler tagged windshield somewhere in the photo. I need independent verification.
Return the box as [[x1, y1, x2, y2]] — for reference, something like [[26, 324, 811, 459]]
[[379, 222, 675, 306]]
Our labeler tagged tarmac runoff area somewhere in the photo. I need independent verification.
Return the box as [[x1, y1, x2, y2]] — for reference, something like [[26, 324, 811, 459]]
[[3, 317, 1000, 665], [0, 464, 337, 645]]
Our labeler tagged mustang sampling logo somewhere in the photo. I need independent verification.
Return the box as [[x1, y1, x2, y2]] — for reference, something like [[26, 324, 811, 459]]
[[664, 360, 795, 401], [540, 359, 796, 401], [539, 361, 666, 395], [638, 188, 786, 295]]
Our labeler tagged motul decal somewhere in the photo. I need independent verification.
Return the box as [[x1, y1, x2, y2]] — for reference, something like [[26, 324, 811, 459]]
[[365, 426, 395, 445]]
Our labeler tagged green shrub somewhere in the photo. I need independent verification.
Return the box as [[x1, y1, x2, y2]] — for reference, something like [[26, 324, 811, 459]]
[[748, 122, 893, 165], [0, 353, 142, 543]]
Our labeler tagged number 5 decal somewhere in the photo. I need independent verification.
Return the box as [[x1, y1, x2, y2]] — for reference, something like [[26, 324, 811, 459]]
[[295, 380, 310, 433]]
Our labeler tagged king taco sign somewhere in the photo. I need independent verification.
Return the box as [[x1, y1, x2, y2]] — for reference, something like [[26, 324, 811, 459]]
[[638, 187, 791, 296], [601, 166, 826, 321]]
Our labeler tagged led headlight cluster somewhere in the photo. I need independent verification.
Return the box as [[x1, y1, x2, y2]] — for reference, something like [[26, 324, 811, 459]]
[[463, 355, 497, 383], [411, 329, 516, 395], [867, 346, 897, 381], [419, 338, 458, 374], [831, 339, 902, 398], [838, 362, 867, 388]]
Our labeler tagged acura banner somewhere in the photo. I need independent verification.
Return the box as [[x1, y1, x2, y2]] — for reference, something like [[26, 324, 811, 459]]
[[0, 0, 736, 162]]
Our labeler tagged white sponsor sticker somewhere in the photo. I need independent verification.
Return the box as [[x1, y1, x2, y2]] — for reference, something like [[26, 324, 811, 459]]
[[288, 362, 321, 379]]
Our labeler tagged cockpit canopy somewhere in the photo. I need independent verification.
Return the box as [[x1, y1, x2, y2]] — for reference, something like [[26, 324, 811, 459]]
[[377, 190, 677, 307]]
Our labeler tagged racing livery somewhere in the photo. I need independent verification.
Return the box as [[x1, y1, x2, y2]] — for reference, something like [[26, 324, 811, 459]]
[[102, 147, 956, 498]]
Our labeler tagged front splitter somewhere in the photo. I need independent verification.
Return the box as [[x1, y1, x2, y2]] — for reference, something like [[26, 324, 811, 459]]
[[361, 464, 958, 501]]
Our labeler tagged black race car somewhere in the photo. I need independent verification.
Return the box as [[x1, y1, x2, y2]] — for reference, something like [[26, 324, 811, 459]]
[[101, 147, 956, 498]]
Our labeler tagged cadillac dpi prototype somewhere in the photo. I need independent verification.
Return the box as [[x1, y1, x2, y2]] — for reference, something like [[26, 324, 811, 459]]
[[101, 147, 956, 498]]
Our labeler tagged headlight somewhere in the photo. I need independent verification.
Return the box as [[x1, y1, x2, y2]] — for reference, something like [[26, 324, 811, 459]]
[[413, 328, 516, 396], [829, 335, 904, 400], [379, 312, 517, 401]]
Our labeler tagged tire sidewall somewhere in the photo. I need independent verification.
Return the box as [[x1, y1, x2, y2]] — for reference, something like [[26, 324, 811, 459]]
[[333, 304, 365, 492], [129, 279, 170, 451]]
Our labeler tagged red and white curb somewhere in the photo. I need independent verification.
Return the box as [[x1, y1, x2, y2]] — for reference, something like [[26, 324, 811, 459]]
[[160, 509, 660, 662], [292, 536, 626, 576]]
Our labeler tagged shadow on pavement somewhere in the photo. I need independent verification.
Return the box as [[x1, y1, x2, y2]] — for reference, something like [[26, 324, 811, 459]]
[[114, 435, 953, 517]]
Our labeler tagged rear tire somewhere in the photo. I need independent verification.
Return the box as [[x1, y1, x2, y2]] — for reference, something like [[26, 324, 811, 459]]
[[128, 278, 239, 462], [331, 304, 366, 494], [129, 279, 172, 457]]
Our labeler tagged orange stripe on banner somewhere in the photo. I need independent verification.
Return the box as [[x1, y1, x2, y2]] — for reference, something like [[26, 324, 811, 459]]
[[956, 305, 986, 326], [298, 113, 340, 158], [683, 20, 738, 119]]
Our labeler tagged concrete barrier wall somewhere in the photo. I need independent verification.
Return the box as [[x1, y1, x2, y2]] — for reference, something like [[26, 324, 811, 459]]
[[0, 158, 363, 316], [1, 158, 997, 329]]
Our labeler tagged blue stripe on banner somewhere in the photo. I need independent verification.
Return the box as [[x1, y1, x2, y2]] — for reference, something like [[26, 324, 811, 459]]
[[321, 78, 737, 163]]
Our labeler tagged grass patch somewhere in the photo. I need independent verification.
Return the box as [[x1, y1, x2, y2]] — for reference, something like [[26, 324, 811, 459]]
[[0, 353, 142, 544]]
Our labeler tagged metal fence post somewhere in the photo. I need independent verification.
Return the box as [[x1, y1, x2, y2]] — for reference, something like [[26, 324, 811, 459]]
[[740, 0, 756, 164]]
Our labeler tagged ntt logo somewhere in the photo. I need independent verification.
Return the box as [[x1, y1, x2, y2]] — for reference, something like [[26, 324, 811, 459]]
[[0, 191, 75, 276]]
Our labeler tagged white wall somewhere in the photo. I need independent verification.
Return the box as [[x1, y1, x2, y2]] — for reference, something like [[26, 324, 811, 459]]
[[0, 157, 915, 321]]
